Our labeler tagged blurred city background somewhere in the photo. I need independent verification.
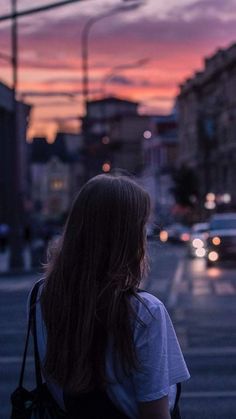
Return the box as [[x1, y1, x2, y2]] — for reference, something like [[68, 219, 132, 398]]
[[0, 0, 236, 418]]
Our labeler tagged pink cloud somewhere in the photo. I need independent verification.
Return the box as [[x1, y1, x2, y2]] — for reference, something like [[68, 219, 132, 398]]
[[0, 2, 235, 139]]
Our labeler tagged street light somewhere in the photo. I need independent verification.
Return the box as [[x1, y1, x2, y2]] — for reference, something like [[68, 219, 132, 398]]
[[81, 0, 144, 180], [99, 58, 150, 98], [8, 0, 26, 268], [81, 0, 144, 115]]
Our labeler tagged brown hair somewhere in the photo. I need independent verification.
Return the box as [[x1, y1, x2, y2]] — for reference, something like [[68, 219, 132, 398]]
[[41, 174, 150, 393]]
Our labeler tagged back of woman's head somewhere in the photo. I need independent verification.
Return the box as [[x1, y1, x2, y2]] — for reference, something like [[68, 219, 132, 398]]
[[41, 174, 150, 392]]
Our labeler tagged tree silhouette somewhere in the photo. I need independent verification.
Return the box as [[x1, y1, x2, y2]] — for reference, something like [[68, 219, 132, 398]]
[[171, 165, 199, 208]]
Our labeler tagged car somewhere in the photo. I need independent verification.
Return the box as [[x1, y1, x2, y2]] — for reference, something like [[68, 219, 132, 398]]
[[160, 223, 190, 244], [188, 222, 209, 258], [206, 213, 236, 266]]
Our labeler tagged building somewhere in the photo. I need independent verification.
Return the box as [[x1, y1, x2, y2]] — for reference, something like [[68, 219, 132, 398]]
[[141, 113, 178, 224], [0, 81, 31, 224], [82, 97, 150, 178], [29, 132, 83, 220], [177, 42, 236, 212]]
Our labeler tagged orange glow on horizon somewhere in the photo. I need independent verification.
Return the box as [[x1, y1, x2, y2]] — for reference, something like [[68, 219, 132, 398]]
[[0, 2, 234, 142]]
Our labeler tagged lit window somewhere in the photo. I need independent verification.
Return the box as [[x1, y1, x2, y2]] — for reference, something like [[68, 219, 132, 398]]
[[50, 179, 65, 190], [208, 251, 219, 262]]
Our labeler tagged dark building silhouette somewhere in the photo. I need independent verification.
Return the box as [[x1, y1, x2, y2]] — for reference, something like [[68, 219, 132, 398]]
[[141, 112, 178, 224], [29, 133, 83, 219], [177, 42, 236, 211], [82, 96, 150, 178], [0, 81, 31, 224]]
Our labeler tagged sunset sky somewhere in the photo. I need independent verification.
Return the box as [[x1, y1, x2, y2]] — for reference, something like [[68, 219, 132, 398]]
[[0, 0, 235, 141]]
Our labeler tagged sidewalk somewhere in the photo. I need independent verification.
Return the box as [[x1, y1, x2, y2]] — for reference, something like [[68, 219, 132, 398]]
[[0, 245, 42, 276], [0, 270, 38, 419]]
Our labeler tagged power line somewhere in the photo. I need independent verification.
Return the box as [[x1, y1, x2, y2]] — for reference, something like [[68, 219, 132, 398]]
[[0, 0, 87, 22]]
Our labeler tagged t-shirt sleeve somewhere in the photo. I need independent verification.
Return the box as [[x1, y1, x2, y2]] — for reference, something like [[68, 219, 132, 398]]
[[132, 300, 190, 402]]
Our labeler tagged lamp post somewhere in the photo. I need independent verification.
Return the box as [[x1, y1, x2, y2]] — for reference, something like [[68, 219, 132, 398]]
[[99, 58, 149, 98], [81, 0, 144, 116], [81, 1, 144, 180], [8, 0, 26, 268]]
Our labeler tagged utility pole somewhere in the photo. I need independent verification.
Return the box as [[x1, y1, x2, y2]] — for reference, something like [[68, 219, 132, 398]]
[[81, 1, 144, 180], [0, 0, 90, 270], [81, 2, 143, 115], [9, 0, 24, 268]]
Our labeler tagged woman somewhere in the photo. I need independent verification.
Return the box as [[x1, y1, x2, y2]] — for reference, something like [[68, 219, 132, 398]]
[[33, 174, 190, 419]]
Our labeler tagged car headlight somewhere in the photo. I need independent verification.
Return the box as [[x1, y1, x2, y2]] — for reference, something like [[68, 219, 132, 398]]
[[195, 247, 206, 257], [192, 238, 204, 248], [208, 251, 219, 262]]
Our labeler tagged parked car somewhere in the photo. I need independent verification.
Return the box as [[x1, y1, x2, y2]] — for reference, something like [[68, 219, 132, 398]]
[[206, 213, 236, 266], [160, 223, 190, 244], [188, 222, 209, 258]]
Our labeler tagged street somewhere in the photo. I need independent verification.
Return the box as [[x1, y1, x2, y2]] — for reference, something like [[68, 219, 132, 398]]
[[1, 242, 236, 418], [146, 241, 236, 419]]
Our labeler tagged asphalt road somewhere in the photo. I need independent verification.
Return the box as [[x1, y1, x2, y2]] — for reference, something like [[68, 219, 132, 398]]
[[1, 241, 236, 418], [147, 240, 236, 419]]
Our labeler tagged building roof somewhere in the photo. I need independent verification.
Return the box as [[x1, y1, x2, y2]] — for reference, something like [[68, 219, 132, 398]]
[[0, 80, 31, 112], [87, 96, 139, 106], [179, 42, 236, 95], [29, 132, 82, 164]]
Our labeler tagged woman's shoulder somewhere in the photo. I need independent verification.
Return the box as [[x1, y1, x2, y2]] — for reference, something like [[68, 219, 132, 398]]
[[137, 290, 163, 307], [27, 279, 44, 311], [131, 290, 167, 327]]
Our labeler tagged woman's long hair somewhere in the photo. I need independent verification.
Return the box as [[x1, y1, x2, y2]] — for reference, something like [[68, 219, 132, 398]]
[[41, 174, 150, 393]]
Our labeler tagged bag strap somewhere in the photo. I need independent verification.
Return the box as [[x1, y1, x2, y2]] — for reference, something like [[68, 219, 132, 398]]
[[18, 279, 44, 388], [173, 382, 181, 412], [31, 280, 44, 388]]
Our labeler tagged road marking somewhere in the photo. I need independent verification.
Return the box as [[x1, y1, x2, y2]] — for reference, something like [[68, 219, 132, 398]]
[[168, 259, 185, 309], [192, 277, 212, 296], [214, 282, 236, 295], [192, 286, 211, 296], [174, 308, 185, 320], [182, 391, 236, 398], [184, 347, 236, 356], [178, 281, 189, 293], [193, 279, 208, 286], [0, 279, 34, 291], [0, 356, 33, 363], [0, 330, 25, 335]]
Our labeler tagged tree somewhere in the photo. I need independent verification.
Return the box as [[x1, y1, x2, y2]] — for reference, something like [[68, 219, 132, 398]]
[[171, 165, 199, 208]]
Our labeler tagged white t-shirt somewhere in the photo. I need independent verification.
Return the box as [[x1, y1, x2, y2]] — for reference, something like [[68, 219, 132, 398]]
[[31, 284, 190, 419]]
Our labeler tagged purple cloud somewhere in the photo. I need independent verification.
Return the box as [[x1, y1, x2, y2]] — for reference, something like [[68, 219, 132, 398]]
[[181, 0, 235, 14]]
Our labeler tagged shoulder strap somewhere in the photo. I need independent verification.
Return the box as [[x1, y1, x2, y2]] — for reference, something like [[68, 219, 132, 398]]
[[173, 382, 181, 413], [18, 279, 44, 388], [31, 280, 44, 388]]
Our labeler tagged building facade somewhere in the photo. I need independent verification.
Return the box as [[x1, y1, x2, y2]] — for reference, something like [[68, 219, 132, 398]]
[[0, 81, 31, 224], [29, 132, 83, 220], [82, 97, 150, 178], [141, 113, 178, 225], [177, 43, 236, 212]]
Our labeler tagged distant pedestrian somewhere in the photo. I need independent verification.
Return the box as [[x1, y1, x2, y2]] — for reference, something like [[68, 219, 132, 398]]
[[29, 174, 190, 418]]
